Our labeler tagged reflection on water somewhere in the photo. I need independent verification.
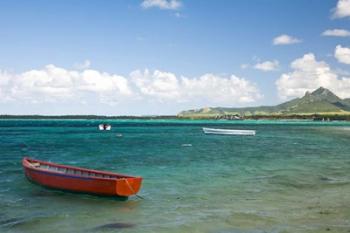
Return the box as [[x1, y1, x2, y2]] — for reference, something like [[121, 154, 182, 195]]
[[0, 120, 350, 233]]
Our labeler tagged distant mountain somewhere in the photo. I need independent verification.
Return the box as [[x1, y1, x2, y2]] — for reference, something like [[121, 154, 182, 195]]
[[178, 87, 350, 117]]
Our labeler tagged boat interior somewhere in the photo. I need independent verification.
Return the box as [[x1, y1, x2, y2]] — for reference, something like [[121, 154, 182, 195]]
[[28, 160, 120, 179]]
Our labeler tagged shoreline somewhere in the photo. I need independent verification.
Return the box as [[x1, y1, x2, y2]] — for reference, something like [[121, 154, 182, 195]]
[[2, 114, 350, 121]]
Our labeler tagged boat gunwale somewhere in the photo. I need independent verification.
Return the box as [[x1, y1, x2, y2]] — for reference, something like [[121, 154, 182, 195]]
[[22, 157, 141, 181]]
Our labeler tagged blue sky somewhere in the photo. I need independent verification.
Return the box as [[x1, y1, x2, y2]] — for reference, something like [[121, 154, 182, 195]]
[[0, 0, 350, 115]]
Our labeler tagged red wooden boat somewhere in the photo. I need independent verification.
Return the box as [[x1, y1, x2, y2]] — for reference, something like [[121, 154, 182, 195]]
[[22, 157, 142, 197]]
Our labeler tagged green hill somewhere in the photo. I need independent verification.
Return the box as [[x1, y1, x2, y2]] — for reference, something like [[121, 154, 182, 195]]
[[178, 87, 350, 118]]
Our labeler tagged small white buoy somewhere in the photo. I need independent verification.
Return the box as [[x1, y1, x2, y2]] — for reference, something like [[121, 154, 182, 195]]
[[181, 144, 192, 147]]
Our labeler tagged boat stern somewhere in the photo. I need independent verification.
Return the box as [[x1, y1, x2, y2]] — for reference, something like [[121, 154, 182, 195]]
[[115, 177, 143, 197]]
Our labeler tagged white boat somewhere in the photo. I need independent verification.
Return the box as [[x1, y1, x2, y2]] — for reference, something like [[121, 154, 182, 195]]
[[98, 124, 112, 131], [203, 127, 255, 136]]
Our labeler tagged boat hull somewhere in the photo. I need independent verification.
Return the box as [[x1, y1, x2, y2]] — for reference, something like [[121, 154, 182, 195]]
[[22, 158, 142, 197], [203, 127, 255, 136]]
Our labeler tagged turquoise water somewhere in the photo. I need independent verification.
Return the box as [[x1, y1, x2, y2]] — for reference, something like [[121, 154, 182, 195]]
[[0, 119, 350, 233]]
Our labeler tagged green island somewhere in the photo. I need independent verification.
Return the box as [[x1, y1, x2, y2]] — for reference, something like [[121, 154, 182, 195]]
[[178, 87, 350, 121]]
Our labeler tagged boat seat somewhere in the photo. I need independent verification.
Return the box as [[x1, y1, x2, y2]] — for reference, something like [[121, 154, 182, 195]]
[[57, 167, 66, 173], [66, 169, 75, 175], [31, 162, 40, 167], [81, 171, 88, 177]]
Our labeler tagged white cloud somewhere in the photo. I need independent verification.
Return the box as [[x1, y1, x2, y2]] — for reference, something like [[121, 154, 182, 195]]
[[322, 29, 350, 37], [174, 12, 185, 18], [0, 65, 262, 113], [0, 65, 133, 105], [141, 0, 181, 10], [332, 0, 350, 18], [240, 64, 249, 69], [74, 59, 91, 69], [180, 73, 262, 104], [335, 45, 350, 64], [276, 53, 350, 99], [273, 34, 301, 45], [131, 69, 181, 100], [130, 69, 262, 104], [254, 60, 279, 71]]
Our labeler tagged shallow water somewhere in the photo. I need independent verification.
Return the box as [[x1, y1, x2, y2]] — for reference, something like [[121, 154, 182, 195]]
[[0, 119, 350, 233]]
